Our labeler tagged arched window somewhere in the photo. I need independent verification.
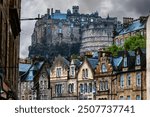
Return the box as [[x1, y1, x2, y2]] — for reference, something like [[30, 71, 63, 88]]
[[82, 69, 85, 78], [71, 83, 74, 93], [85, 69, 88, 78], [102, 64, 107, 73]]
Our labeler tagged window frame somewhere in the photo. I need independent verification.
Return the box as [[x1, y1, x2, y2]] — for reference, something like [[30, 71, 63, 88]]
[[136, 55, 141, 65], [56, 67, 61, 77], [102, 63, 107, 73], [136, 72, 141, 86]]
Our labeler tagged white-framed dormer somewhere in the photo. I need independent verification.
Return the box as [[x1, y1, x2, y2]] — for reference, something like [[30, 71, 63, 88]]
[[70, 66, 75, 77]]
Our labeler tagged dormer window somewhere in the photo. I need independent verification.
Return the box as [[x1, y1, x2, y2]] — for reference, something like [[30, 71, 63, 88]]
[[70, 66, 75, 77], [136, 55, 140, 65], [123, 57, 127, 67], [82, 69, 88, 78], [56, 67, 61, 77], [102, 63, 107, 73]]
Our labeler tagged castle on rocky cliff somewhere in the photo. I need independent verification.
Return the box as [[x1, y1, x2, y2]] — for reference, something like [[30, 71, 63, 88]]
[[29, 6, 121, 59]]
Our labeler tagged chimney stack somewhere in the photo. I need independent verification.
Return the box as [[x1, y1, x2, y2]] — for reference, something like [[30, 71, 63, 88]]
[[123, 17, 133, 26], [47, 8, 50, 15], [51, 8, 53, 15]]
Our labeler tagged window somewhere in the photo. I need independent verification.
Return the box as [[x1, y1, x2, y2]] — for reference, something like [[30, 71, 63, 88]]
[[136, 55, 140, 65], [105, 81, 108, 90], [55, 84, 62, 96], [88, 83, 92, 93], [121, 39, 124, 46], [136, 72, 141, 86], [70, 66, 75, 77], [84, 83, 88, 93], [102, 64, 107, 73], [127, 73, 131, 87], [68, 83, 74, 93], [21, 96, 25, 100], [85, 69, 88, 78], [120, 96, 124, 100], [136, 95, 141, 100], [127, 96, 131, 100], [80, 84, 84, 93], [28, 95, 32, 100], [100, 81, 103, 91], [120, 74, 124, 88], [71, 84, 74, 93], [123, 57, 127, 67], [56, 68, 61, 77], [82, 69, 85, 78]]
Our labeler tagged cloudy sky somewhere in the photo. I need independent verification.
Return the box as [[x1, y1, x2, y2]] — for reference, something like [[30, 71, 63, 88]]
[[20, 0, 150, 58]]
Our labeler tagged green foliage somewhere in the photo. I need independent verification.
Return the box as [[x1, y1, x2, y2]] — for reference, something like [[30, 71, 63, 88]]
[[106, 45, 123, 56], [124, 34, 146, 51], [106, 34, 146, 56]]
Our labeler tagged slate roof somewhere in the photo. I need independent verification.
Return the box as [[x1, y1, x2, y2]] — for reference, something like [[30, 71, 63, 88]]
[[113, 57, 123, 67], [21, 61, 44, 82], [87, 58, 98, 69], [19, 63, 31, 72], [51, 13, 67, 20], [72, 59, 81, 67], [119, 19, 145, 35]]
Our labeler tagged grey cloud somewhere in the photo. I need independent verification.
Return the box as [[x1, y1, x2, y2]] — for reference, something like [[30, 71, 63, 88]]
[[20, 0, 149, 58]]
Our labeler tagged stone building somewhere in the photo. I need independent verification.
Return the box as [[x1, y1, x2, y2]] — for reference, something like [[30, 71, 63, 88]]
[[114, 17, 147, 46], [50, 55, 78, 100], [113, 48, 146, 100], [77, 57, 98, 100], [94, 51, 113, 100], [19, 61, 45, 100], [0, 0, 21, 99], [29, 6, 120, 59]]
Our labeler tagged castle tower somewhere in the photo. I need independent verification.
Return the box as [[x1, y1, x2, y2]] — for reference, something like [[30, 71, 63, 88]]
[[72, 6, 79, 14]]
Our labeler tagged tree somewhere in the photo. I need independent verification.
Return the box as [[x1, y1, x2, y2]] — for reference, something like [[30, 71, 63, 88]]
[[106, 45, 123, 56], [124, 34, 146, 51]]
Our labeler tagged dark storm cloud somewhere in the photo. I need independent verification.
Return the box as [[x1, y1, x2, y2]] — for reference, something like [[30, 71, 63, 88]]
[[20, 0, 149, 58]]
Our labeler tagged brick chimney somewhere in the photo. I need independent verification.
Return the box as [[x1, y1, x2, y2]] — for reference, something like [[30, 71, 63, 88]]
[[123, 17, 133, 26]]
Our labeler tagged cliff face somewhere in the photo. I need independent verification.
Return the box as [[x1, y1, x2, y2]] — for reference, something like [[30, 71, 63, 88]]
[[29, 6, 120, 59]]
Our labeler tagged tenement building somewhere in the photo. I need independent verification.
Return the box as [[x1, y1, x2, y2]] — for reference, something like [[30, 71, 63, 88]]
[[0, 0, 21, 99], [114, 17, 147, 46], [29, 6, 120, 59], [18, 48, 146, 100]]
